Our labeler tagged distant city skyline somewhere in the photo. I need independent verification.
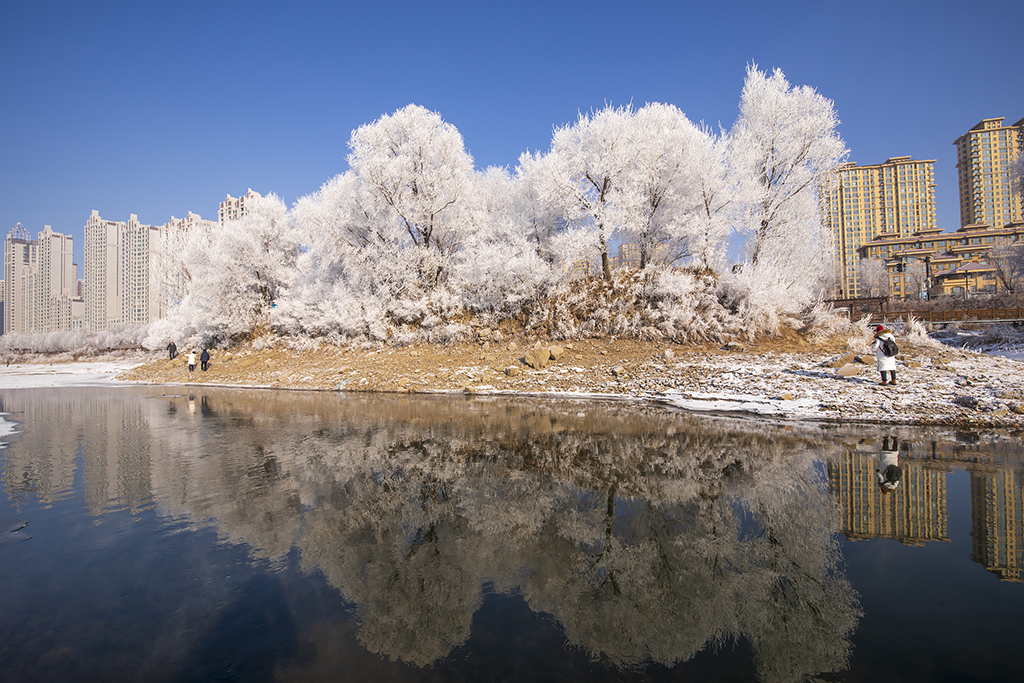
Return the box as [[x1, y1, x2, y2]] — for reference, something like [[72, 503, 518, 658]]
[[3, 0, 1023, 279]]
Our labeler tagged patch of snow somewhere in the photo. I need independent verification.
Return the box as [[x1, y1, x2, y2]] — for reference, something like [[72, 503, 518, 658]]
[[0, 361, 146, 389]]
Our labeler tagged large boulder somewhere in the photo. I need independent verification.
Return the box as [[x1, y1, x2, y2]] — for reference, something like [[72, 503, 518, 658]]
[[524, 347, 553, 369], [835, 364, 860, 378]]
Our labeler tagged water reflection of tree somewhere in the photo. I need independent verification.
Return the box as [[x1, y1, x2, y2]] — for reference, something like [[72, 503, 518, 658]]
[[1, 389, 863, 680], [267, 395, 861, 680]]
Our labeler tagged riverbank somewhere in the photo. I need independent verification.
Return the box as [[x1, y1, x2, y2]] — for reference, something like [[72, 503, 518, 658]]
[[1, 335, 1022, 428], [97, 334, 1023, 429]]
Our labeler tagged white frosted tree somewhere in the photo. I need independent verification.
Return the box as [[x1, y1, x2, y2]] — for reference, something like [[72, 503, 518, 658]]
[[990, 242, 1024, 294], [545, 104, 642, 280], [347, 104, 477, 294], [451, 165, 551, 313], [858, 258, 890, 298], [621, 103, 708, 270], [728, 64, 848, 316], [1012, 155, 1024, 206], [677, 123, 734, 272], [152, 193, 299, 346], [155, 219, 213, 312], [277, 171, 374, 337], [904, 260, 928, 300], [513, 150, 570, 267]]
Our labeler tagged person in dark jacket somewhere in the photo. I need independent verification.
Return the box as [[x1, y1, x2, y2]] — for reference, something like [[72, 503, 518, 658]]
[[200, 348, 210, 372], [167, 341, 177, 360]]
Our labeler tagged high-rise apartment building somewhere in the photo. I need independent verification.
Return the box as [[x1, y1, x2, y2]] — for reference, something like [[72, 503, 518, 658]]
[[829, 157, 937, 298], [953, 117, 1023, 228], [3, 223, 83, 335], [84, 210, 217, 331], [218, 188, 261, 225], [84, 211, 164, 331]]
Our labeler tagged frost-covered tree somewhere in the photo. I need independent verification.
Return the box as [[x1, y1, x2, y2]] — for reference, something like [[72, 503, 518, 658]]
[[858, 258, 890, 297], [1011, 155, 1024, 206], [347, 104, 477, 293], [150, 193, 298, 346], [622, 103, 708, 269], [904, 260, 928, 300], [544, 105, 642, 280], [728, 64, 847, 314], [679, 123, 734, 272], [451, 165, 551, 313], [513, 150, 569, 264], [276, 172, 375, 338], [155, 219, 213, 312], [990, 242, 1024, 293]]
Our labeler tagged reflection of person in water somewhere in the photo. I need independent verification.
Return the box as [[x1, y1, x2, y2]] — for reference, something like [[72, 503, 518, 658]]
[[877, 436, 902, 493]]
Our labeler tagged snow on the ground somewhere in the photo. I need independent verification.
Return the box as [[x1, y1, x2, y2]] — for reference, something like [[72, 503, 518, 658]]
[[1, 348, 1022, 427], [0, 360, 146, 389], [988, 349, 1024, 362]]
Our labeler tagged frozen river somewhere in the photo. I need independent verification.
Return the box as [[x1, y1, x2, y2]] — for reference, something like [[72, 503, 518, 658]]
[[1, 386, 1022, 682]]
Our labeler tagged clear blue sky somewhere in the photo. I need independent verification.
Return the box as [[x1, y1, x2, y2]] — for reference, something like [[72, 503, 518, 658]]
[[2, 0, 1022, 279]]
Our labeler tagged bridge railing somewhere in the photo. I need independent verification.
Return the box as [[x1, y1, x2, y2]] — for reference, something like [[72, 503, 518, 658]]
[[879, 307, 1024, 325]]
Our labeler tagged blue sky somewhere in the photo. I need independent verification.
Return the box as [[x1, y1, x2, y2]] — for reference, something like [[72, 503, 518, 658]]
[[2, 0, 1022, 279]]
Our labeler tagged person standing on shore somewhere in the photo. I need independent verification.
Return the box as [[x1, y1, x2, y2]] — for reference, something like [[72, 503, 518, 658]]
[[188, 351, 196, 373], [167, 341, 177, 360], [200, 348, 210, 372], [871, 324, 898, 386]]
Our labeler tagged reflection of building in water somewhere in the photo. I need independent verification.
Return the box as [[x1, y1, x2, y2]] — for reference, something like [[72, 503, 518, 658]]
[[971, 470, 1024, 582], [79, 399, 156, 515], [829, 447, 948, 545]]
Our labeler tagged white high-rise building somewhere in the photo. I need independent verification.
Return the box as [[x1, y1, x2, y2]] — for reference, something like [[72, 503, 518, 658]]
[[3, 223, 82, 335], [83, 210, 216, 331], [84, 211, 163, 331], [218, 188, 261, 225]]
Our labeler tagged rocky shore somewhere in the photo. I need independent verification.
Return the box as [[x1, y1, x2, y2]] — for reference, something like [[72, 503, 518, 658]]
[[112, 334, 1024, 429]]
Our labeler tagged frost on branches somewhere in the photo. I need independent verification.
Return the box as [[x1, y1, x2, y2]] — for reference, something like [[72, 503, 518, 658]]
[[146, 68, 850, 352], [726, 65, 847, 333]]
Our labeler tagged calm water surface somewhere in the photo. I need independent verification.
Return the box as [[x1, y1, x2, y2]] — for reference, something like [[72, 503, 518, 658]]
[[0, 386, 1022, 682]]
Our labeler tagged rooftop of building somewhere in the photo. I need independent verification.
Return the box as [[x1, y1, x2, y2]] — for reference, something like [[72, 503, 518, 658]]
[[865, 222, 1023, 245], [836, 156, 936, 169]]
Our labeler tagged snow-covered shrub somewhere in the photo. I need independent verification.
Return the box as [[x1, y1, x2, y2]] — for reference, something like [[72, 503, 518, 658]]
[[800, 303, 864, 343], [644, 268, 731, 342], [3, 325, 149, 356], [899, 316, 942, 348]]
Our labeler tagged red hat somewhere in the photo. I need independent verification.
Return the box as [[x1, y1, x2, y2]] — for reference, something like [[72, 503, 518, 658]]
[[875, 325, 884, 331]]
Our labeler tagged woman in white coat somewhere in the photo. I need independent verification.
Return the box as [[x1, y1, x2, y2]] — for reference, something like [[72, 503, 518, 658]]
[[871, 325, 897, 385]]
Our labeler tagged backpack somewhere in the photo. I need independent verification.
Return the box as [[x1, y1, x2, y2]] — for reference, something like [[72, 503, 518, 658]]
[[880, 337, 899, 357], [882, 464, 903, 485]]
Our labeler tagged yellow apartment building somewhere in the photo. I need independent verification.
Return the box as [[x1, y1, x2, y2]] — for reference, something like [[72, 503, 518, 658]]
[[829, 157, 937, 298], [953, 117, 1023, 228]]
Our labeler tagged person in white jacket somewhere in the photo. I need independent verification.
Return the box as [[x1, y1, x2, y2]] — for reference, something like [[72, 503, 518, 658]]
[[871, 325, 898, 385]]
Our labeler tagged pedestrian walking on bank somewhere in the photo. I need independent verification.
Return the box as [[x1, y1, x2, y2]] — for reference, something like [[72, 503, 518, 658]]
[[200, 348, 210, 372], [871, 324, 898, 385], [167, 341, 177, 360], [188, 351, 196, 373]]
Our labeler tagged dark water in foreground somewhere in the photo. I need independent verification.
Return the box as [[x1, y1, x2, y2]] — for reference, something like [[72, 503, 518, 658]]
[[0, 387, 1022, 683]]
